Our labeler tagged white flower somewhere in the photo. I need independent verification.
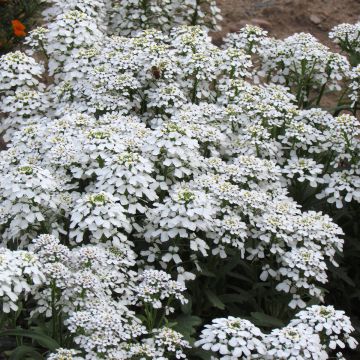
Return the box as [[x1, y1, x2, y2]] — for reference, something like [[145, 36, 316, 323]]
[[258, 33, 350, 105], [0, 164, 62, 246], [109, 0, 221, 36], [45, 10, 103, 78], [265, 324, 328, 359], [0, 248, 44, 313], [283, 156, 324, 187], [69, 192, 130, 243], [153, 327, 190, 359], [329, 22, 360, 56], [223, 25, 269, 55], [290, 305, 358, 355], [349, 64, 360, 105], [47, 348, 84, 360], [0, 51, 43, 93], [195, 317, 266, 359], [66, 301, 147, 357], [134, 269, 187, 308]]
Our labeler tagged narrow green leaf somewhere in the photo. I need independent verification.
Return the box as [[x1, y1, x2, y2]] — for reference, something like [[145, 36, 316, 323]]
[[219, 293, 250, 304], [204, 290, 225, 310], [227, 272, 253, 283], [174, 315, 202, 340], [250, 312, 284, 328], [0, 329, 59, 351], [190, 348, 212, 360], [200, 269, 217, 278], [9, 345, 44, 360], [181, 297, 192, 315]]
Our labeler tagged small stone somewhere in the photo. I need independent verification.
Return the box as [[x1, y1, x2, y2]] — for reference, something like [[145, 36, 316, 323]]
[[237, 18, 272, 29], [310, 14, 322, 25]]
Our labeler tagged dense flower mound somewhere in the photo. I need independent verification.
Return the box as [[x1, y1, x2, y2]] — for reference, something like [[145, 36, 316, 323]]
[[198, 306, 357, 359], [0, 1, 359, 359]]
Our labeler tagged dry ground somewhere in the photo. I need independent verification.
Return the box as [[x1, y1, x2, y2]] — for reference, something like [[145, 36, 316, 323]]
[[213, 0, 360, 46]]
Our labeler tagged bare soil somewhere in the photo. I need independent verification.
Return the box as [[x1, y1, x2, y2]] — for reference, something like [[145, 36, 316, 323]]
[[213, 0, 360, 47]]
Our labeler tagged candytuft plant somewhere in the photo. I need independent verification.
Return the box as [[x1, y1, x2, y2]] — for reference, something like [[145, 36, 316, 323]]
[[0, 1, 359, 359]]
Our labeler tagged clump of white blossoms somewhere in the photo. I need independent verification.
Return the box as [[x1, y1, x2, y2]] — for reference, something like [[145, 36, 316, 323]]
[[151, 327, 190, 359], [43, 0, 109, 29], [349, 64, 360, 105], [0, 51, 45, 140], [264, 324, 328, 360], [29, 234, 136, 316], [256, 32, 350, 107], [109, 0, 222, 36], [47, 348, 84, 360], [195, 317, 266, 359], [0, 1, 359, 359], [42, 10, 103, 78], [223, 24, 269, 55], [0, 164, 62, 246], [198, 307, 357, 359], [329, 22, 360, 61], [290, 305, 358, 356], [0, 248, 44, 312], [0, 51, 43, 93], [134, 269, 187, 311], [69, 191, 131, 244]]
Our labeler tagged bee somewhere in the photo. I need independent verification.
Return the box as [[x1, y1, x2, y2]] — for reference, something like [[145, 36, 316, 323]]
[[151, 66, 161, 79]]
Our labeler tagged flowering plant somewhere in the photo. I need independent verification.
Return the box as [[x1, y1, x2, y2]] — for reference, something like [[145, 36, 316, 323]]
[[0, 1, 359, 359]]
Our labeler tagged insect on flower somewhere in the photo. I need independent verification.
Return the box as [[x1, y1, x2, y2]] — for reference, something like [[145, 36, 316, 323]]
[[151, 66, 161, 79]]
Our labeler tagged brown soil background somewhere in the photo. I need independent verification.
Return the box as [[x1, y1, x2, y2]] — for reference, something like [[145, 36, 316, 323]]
[[213, 0, 360, 46]]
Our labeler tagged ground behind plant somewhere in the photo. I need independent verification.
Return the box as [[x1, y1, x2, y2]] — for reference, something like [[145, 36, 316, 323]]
[[213, 0, 360, 47]]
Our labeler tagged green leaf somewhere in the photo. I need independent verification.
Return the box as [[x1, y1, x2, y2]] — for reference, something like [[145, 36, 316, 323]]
[[173, 315, 202, 340], [332, 268, 356, 287], [190, 348, 212, 360], [0, 329, 59, 351], [227, 272, 253, 284], [219, 293, 250, 304], [221, 257, 242, 273], [250, 312, 284, 328], [9, 345, 44, 360], [204, 289, 225, 310], [181, 297, 192, 315], [200, 269, 216, 278]]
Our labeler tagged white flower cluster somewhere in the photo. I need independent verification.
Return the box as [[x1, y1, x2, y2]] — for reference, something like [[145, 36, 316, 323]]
[[0, 233, 187, 359], [127, 327, 190, 359], [0, 51, 44, 140], [47, 348, 84, 360], [290, 306, 358, 352], [349, 64, 360, 105], [134, 269, 187, 310], [223, 24, 269, 55], [0, 17, 352, 305], [329, 22, 360, 58], [0, 1, 359, 359], [198, 305, 358, 359], [0, 247, 44, 312], [0, 51, 43, 93], [256, 33, 350, 106], [30, 234, 136, 317], [265, 324, 328, 360], [45, 10, 103, 78], [0, 164, 62, 247], [195, 317, 266, 358], [43, 0, 108, 28], [69, 192, 131, 244], [109, 0, 222, 35]]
